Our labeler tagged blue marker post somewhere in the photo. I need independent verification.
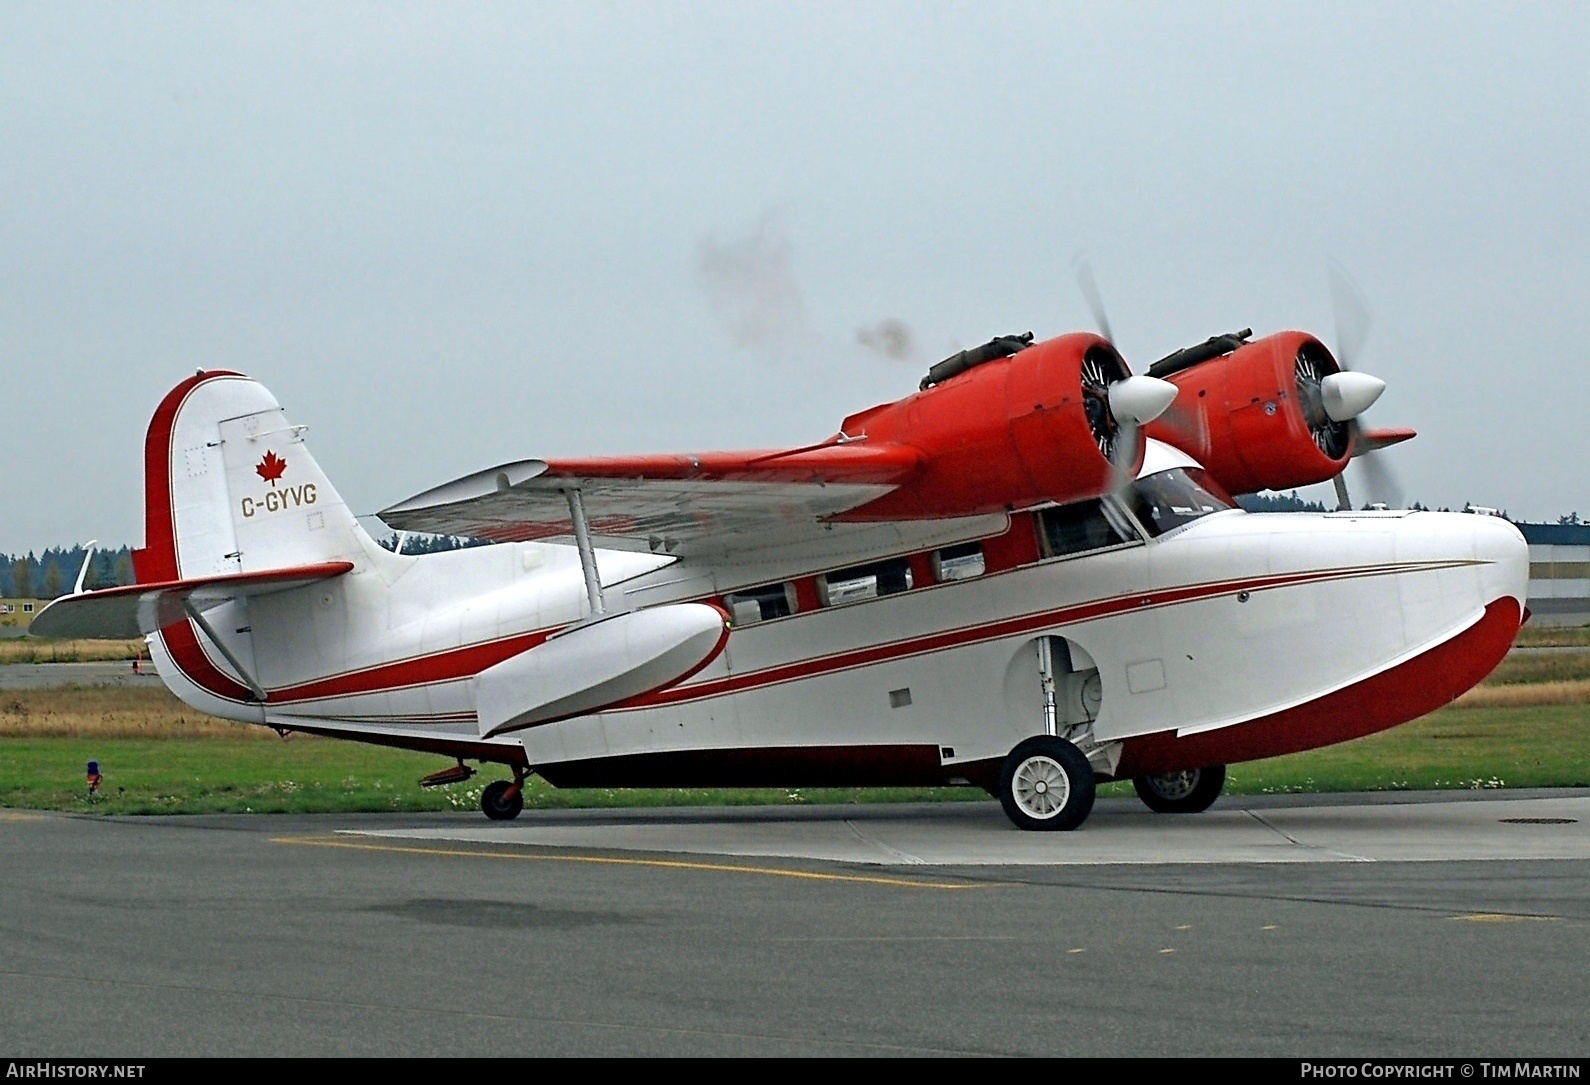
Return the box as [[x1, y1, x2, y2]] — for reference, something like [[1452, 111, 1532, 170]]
[[86, 760, 102, 800]]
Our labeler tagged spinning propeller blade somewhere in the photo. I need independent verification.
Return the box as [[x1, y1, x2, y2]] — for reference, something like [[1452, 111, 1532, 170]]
[[1355, 446, 1406, 509], [1326, 263, 1405, 508], [1075, 258, 1115, 345], [1328, 262, 1373, 374], [1072, 261, 1184, 494]]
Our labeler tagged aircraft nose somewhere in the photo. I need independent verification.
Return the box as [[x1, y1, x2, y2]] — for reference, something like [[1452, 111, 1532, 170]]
[[1468, 513, 1530, 608], [1392, 510, 1530, 634]]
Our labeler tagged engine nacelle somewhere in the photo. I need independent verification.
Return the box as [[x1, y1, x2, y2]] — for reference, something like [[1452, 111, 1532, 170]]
[[1144, 330, 1353, 495], [837, 333, 1138, 520]]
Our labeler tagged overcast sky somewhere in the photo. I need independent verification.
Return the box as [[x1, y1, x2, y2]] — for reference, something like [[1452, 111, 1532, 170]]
[[2, 2, 1586, 554]]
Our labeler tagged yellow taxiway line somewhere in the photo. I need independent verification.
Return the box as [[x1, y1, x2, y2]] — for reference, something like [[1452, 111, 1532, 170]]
[[270, 833, 994, 891]]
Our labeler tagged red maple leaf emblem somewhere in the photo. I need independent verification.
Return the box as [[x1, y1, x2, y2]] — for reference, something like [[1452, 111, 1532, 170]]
[[255, 450, 287, 486]]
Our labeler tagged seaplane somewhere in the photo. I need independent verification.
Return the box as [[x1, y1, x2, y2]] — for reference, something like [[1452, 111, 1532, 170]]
[[33, 313, 1528, 830]]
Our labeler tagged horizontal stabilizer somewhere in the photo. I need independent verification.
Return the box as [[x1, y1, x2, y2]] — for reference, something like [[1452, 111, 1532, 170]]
[[28, 561, 355, 640], [472, 602, 730, 737]]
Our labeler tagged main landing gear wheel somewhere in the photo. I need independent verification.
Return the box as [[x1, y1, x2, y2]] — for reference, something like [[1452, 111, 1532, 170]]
[[481, 778, 525, 821], [997, 736, 1096, 831], [1132, 764, 1226, 813]]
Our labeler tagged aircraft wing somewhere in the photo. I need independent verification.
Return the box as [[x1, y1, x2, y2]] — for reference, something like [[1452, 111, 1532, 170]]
[[28, 562, 356, 639], [379, 444, 923, 555]]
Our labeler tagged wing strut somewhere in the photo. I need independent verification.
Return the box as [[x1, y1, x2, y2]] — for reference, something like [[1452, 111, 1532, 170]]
[[182, 600, 267, 703], [562, 487, 606, 616]]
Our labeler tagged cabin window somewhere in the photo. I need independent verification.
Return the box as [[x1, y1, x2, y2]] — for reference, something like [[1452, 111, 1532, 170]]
[[818, 558, 913, 606], [1124, 468, 1236, 538], [724, 582, 798, 626], [933, 542, 985, 581], [1037, 499, 1135, 559], [21, 603, 34, 613]]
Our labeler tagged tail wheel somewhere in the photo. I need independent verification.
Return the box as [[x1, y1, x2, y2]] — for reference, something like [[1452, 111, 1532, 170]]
[[481, 778, 525, 821], [997, 736, 1096, 831], [1132, 764, 1226, 813]]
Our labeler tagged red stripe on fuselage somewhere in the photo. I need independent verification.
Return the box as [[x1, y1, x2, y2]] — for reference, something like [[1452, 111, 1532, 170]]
[[266, 629, 554, 702], [618, 559, 1480, 711], [217, 558, 1473, 712]]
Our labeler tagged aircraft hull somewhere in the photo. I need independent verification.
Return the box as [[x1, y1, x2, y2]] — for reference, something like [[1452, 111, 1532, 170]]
[[149, 507, 1526, 785]]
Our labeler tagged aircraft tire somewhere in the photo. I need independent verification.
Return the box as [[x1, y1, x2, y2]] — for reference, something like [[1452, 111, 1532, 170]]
[[481, 779, 525, 821], [1132, 764, 1226, 813], [997, 736, 1096, 831]]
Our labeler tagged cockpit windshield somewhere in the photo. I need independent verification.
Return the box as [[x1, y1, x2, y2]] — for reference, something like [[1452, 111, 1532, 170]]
[[1123, 467, 1238, 538]]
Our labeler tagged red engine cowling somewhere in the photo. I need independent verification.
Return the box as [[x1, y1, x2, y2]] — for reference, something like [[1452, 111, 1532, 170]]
[[838, 333, 1137, 520], [1143, 330, 1353, 495]]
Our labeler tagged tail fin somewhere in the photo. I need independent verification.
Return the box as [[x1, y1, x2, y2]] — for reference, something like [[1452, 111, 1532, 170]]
[[134, 370, 379, 582]]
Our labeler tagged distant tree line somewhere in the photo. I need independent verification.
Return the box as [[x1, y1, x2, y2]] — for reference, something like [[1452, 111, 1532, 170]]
[[0, 535, 491, 599], [1234, 492, 1563, 521], [377, 533, 491, 555], [1, 546, 135, 599], [1236, 491, 1330, 513]]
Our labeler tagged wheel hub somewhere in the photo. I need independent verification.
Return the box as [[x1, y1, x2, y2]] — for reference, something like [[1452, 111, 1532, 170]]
[[1013, 755, 1071, 819], [1148, 769, 1200, 801]]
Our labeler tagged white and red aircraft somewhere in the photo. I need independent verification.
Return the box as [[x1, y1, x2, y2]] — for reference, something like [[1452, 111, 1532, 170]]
[[34, 327, 1528, 830]]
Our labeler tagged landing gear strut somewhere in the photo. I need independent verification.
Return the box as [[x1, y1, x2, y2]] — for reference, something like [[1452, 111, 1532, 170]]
[[481, 769, 528, 821]]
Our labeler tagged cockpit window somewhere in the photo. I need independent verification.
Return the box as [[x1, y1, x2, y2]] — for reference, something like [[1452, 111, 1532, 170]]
[[1124, 467, 1237, 538], [1038, 498, 1137, 558]]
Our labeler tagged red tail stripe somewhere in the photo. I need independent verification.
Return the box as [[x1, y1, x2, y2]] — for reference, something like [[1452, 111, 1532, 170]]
[[139, 371, 257, 702]]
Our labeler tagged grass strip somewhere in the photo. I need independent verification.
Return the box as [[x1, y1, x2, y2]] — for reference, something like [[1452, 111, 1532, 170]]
[[0, 639, 146, 664], [1514, 625, 1590, 648], [1, 702, 1584, 816]]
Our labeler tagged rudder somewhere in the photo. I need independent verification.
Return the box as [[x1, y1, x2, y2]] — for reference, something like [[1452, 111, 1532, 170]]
[[135, 370, 375, 582]]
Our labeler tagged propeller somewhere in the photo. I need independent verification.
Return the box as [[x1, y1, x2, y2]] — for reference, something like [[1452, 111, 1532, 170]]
[[1076, 259, 1115, 346], [1355, 447, 1405, 509], [1328, 263, 1373, 371], [1323, 263, 1404, 509], [1073, 259, 1181, 494]]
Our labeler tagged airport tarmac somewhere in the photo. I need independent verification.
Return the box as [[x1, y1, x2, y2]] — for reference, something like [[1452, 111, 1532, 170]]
[[0, 661, 163, 689], [1, 791, 1586, 1057], [357, 790, 1590, 867]]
